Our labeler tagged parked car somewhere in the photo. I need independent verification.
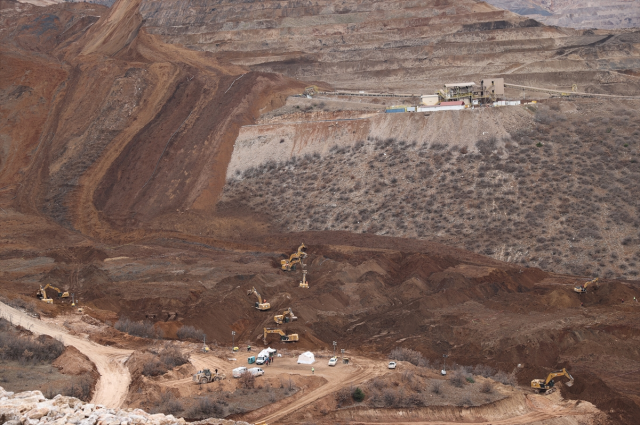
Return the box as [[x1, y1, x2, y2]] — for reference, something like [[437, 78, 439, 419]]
[[328, 357, 338, 366], [232, 367, 248, 378], [388, 361, 397, 369], [248, 367, 264, 376]]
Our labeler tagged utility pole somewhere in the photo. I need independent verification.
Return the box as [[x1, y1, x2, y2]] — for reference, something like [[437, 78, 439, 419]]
[[442, 354, 448, 376], [231, 331, 236, 352], [333, 341, 337, 357]]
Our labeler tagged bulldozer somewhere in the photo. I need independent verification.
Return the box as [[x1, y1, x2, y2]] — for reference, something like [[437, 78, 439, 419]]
[[574, 277, 598, 294], [299, 270, 309, 288], [247, 287, 271, 311], [193, 369, 225, 384], [531, 368, 574, 394], [281, 243, 307, 271], [274, 307, 297, 325], [263, 328, 299, 345], [36, 284, 70, 303]]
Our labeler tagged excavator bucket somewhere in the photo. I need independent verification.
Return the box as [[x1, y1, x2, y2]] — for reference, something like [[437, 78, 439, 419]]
[[566, 379, 574, 387]]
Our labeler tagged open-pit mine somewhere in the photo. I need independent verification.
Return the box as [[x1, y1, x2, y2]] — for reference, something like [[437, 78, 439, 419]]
[[1, 0, 639, 424]]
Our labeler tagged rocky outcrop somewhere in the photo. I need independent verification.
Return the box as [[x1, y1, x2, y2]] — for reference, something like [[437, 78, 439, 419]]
[[0, 387, 248, 425]]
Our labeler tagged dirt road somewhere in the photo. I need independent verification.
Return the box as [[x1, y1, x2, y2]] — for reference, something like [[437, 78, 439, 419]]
[[0, 302, 132, 408], [253, 358, 384, 423]]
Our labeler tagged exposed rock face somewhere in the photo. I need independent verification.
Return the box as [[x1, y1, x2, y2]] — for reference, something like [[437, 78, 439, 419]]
[[485, 0, 640, 29], [0, 387, 248, 425]]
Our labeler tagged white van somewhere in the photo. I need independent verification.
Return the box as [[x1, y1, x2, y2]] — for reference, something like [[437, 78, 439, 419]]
[[232, 367, 247, 378], [256, 355, 268, 365], [248, 367, 264, 376]]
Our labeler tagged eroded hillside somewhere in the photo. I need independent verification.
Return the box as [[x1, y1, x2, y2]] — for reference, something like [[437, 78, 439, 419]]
[[220, 98, 640, 280]]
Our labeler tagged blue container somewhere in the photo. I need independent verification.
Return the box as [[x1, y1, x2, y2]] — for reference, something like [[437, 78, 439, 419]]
[[248, 356, 256, 364]]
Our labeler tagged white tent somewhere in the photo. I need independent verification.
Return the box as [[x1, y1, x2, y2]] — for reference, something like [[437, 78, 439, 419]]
[[297, 351, 315, 364]]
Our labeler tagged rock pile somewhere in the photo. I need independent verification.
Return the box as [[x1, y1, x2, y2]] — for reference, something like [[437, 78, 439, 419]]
[[0, 387, 249, 425]]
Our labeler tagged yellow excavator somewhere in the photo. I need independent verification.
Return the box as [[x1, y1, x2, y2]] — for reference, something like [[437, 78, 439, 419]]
[[531, 368, 574, 394], [574, 277, 598, 294], [263, 328, 299, 345], [281, 243, 307, 271], [299, 270, 309, 288], [36, 284, 70, 303], [274, 307, 298, 325], [247, 287, 271, 311]]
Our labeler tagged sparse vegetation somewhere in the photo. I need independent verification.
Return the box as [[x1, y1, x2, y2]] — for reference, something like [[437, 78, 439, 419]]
[[0, 318, 65, 363], [222, 102, 640, 279], [389, 347, 429, 367], [176, 325, 205, 341], [115, 317, 163, 339], [141, 345, 189, 377]]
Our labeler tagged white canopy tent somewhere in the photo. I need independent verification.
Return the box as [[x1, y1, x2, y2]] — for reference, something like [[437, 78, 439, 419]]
[[297, 351, 315, 364]]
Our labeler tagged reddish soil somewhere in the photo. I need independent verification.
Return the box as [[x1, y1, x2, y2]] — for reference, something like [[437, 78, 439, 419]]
[[1, 1, 639, 424]]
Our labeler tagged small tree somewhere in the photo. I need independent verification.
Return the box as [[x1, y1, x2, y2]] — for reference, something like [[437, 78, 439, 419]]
[[352, 387, 365, 402]]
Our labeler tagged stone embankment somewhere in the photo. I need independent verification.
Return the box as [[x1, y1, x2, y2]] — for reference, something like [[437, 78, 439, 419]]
[[0, 387, 249, 425]]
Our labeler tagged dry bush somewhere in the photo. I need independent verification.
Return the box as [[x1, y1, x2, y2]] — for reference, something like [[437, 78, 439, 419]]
[[389, 347, 429, 367], [186, 397, 226, 419], [158, 345, 188, 368], [43, 374, 93, 401], [176, 325, 205, 341], [493, 370, 517, 386], [430, 380, 442, 394], [449, 371, 465, 388], [239, 371, 255, 389], [114, 317, 163, 339], [382, 389, 397, 407], [142, 345, 189, 376], [460, 396, 473, 407], [335, 387, 351, 404], [480, 381, 493, 393], [0, 329, 64, 363]]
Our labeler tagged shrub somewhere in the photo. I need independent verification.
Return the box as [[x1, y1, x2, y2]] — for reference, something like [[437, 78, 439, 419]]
[[480, 381, 493, 393], [114, 317, 163, 339], [176, 325, 205, 341], [0, 330, 64, 363], [158, 345, 188, 368], [382, 389, 396, 407], [187, 397, 225, 418], [460, 397, 473, 407], [430, 381, 442, 394], [43, 374, 93, 401], [335, 388, 351, 404], [239, 371, 255, 389], [493, 370, 517, 386], [388, 347, 429, 367], [352, 387, 365, 402], [449, 371, 465, 388]]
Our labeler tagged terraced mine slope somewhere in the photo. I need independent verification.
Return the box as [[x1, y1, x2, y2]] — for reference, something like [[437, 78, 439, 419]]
[[140, 0, 640, 95], [1, 0, 640, 424], [485, 0, 640, 30]]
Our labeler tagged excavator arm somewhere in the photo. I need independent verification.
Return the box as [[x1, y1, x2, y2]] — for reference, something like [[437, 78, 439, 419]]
[[281, 244, 307, 271], [545, 368, 574, 386], [247, 287, 270, 310]]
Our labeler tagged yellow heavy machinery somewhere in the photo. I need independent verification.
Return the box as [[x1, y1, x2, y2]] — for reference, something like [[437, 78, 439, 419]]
[[36, 284, 70, 303], [247, 287, 271, 311], [274, 307, 297, 325], [281, 243, 307, 271], [263, 328, 299, 345], [574, 277, 598, 294], [531, 368, 574, 394], [304, 86, 319, 96], [193, 369, 225, 384], [299, 270, 309, 288]]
